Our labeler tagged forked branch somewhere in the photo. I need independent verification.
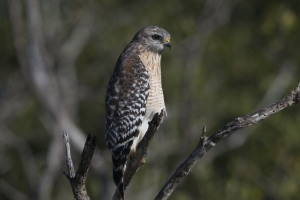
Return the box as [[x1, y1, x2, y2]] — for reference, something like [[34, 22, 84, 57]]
[[64, 83, 300, 200], [63, 132, 97, 200]]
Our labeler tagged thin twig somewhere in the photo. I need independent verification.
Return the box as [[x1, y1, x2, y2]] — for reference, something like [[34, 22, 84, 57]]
[[63, 132, 76, 178], [199, 126, 207, 145], [155, 83, 300, 200]]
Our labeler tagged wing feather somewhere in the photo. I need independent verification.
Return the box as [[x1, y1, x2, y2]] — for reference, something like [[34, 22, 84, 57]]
[[105, 54, 149, 197]]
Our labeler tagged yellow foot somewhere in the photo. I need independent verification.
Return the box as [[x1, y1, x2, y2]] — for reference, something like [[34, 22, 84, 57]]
[[141, 157, 146, 164]]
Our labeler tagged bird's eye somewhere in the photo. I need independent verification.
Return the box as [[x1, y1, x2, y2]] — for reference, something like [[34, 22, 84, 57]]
[[152, 34, 160, 40]]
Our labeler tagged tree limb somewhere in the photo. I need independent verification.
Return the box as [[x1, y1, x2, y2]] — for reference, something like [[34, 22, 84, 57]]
[[63, 132, 97, 200], [112, 111, 164, 200], [155, 83, 300, 200], [201, 62, 296, 165]]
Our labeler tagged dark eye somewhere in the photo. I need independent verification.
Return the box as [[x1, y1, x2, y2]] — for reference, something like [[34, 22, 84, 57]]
[[152, 34, 160, 40]]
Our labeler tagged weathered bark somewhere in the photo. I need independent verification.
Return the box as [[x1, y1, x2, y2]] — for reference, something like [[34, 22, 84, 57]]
[[63, 133, 97, 200], [63, 83, 300, 200], [155, 83, 300, 200]]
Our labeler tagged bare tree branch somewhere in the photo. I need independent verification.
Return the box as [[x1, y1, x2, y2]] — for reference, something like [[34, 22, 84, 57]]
[[63, 132, 97, 200], [64, 133, 76, 178], [112, 111, 164, 200], [155, 83, 300, 200], [201, 62, 296, 165]]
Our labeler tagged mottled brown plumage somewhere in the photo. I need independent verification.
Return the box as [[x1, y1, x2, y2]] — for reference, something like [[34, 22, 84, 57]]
[[105, 26, 171, 199]]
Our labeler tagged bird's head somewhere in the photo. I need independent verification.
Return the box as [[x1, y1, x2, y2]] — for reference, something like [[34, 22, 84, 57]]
[[132, 26, 171, 54]]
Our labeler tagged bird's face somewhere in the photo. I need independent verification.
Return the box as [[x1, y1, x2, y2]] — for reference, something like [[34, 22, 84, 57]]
[[133, 26, 171, 54]]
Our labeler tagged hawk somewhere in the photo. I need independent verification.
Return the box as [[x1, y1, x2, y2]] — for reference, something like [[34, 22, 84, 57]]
[[105, 26, 171, 199]]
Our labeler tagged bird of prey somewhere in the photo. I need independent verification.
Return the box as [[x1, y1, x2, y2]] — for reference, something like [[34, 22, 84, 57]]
[[105, 26, 171, 199]]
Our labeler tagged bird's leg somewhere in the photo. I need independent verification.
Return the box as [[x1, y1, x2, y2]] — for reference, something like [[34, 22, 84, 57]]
[[129, 148, 146, 164]]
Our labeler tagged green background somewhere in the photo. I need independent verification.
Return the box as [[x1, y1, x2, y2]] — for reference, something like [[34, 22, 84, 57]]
[[1, 0, 300, 199]]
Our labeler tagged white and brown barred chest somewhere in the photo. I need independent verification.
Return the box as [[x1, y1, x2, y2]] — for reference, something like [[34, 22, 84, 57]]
[[138, 51, 166, 118], [129, 50, 166, 153]]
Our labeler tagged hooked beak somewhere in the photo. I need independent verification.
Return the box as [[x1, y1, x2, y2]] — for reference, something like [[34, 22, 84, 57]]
[[164, 37, 172, 49], [164, 42, 172, 49]]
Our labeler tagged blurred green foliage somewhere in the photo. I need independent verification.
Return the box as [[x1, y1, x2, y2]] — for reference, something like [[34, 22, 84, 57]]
[[1, 0, 300, 199]]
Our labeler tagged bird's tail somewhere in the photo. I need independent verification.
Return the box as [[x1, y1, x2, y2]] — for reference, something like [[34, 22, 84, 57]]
[[117, 178, 124, 200], [113, 163, 124, 199], [112, 141, 133, 200]]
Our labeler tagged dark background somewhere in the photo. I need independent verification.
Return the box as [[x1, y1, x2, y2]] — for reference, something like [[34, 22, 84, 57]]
[[1, 0, 300, 199]]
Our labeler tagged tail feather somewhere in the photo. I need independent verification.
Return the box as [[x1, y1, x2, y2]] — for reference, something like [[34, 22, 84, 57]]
[[112, 141, 133, 200], [117, 180, 125, 200]]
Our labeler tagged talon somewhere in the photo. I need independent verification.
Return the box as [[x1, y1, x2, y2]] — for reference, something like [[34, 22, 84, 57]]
[[141, 157, 146, 164]]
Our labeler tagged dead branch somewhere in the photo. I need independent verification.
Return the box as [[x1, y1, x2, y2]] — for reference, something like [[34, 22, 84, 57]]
[[155, 83, 300, 200], [63, 132, 97, 200], [112, 111, 164, 200], [201, 62, 297, 165]]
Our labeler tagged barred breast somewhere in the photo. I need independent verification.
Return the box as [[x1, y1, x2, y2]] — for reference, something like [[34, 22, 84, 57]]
[[130, 51, 166, 153], [139, 51, 166, 119]]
